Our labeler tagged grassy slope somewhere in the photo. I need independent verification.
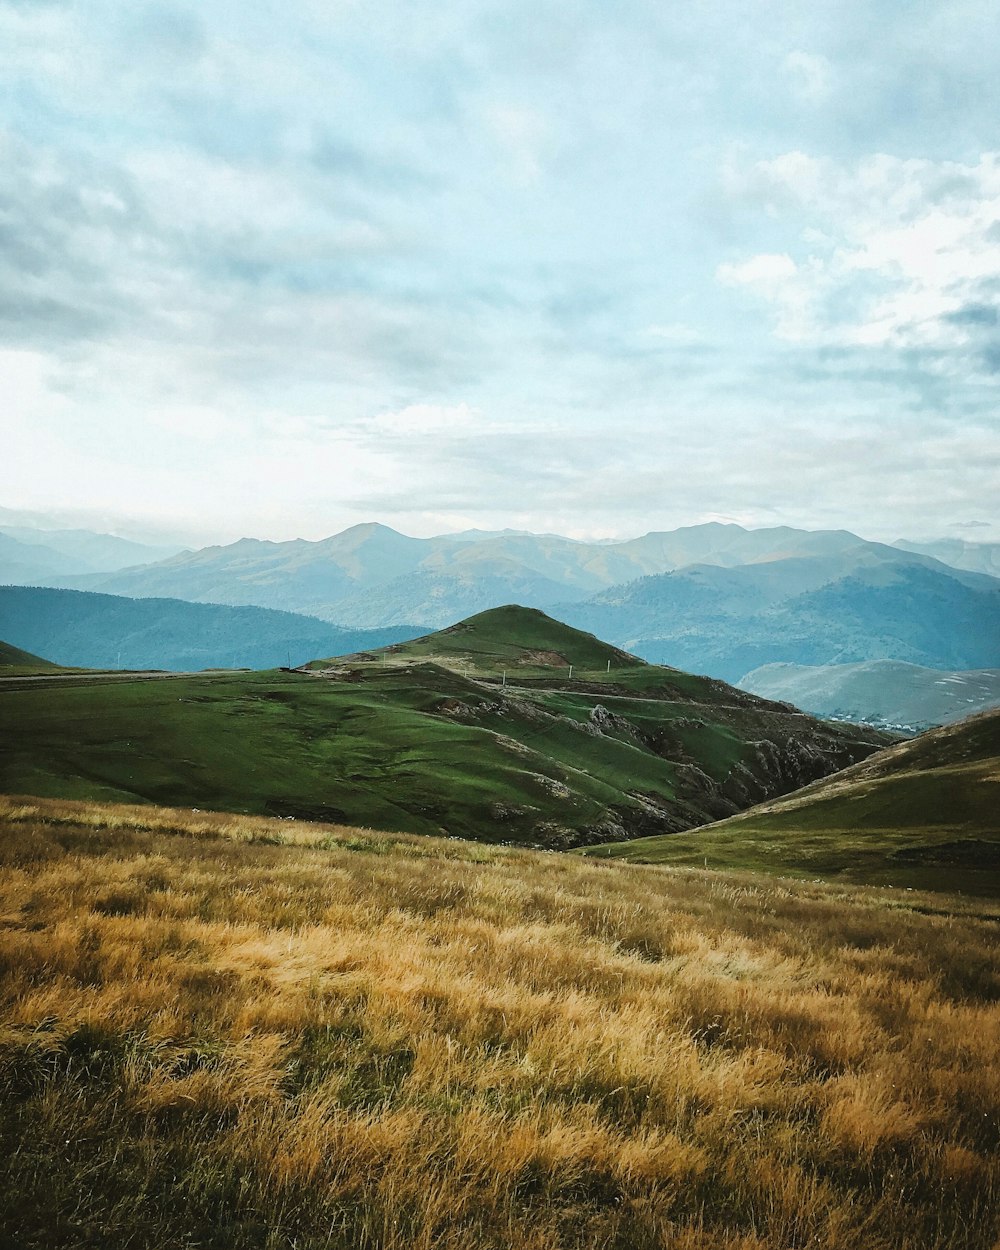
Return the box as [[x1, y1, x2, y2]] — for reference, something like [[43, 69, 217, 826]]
[[0, 640, 67, 676], [0, 608, 887, 847], [370, 604, 637, 671], [585, 708, 1000, 896], [1, 795, 997, 1250]]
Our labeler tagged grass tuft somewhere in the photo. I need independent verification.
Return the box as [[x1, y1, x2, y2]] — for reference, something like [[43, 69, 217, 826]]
[[0, 794, 997, 1248]]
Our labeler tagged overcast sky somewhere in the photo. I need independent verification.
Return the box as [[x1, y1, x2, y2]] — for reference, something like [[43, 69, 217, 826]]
[[2, 0, 999, 545]]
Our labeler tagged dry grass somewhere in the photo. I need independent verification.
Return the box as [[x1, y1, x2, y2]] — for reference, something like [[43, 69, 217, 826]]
[[1, 793, 998, 1249]]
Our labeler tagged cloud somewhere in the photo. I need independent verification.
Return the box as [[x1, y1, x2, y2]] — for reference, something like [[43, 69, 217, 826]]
[[643, 323, 706, 346], [717, 150, 1000, 372], [366, 402, 479, 437], [3, 1, 999, 547], [482, 103, 549, 184], [783, 51, 833, 105]]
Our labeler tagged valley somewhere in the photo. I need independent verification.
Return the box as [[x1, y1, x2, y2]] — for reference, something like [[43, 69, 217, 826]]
[[587, 707, 1000, 896], [739, 658, 1000, 731]]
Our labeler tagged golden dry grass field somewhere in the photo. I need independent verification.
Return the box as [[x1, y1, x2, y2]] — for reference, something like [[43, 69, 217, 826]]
[[1, 794, 998, 1249]]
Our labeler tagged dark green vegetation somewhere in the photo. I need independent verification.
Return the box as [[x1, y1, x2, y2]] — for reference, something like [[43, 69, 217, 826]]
[[0, 640, 64, 676], [739, 658, 1000, 730], [0, 586, 424, 671], [0, 607, 887, 847], [587, 708, 1000, 897], [361, 603, 638, 673]]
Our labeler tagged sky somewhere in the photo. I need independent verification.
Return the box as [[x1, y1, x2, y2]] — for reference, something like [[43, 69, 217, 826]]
[[2, 0, 999, 546]]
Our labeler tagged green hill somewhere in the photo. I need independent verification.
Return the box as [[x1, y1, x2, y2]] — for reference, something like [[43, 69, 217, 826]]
[[0, 607, 887, 847], [585, 708, 1000, 896], [0, 640, 63, 674], [320, 604, 637, 673]]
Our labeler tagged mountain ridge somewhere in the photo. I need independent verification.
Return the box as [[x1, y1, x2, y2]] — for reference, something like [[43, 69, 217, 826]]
[[12, 520, 1000, 699]]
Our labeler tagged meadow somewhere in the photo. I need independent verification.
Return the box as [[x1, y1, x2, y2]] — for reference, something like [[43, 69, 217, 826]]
[[0, 641, 883, 847], [1, 794, 998, 1249]]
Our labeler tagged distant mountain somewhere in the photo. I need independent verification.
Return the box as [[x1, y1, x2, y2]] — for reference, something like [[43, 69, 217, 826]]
[[318, 566, 591, 628], [894, 537, 1000, 578], [0, 524, 182, 580], [585, 708, 1000, 897], [25, 521, 1000, 680], [59, 523, 429, 613], [739, 660, 1000, 730], [50, 520, 987, 620], [0, 532, 80, 583], [559, 557, 1000, 681], [0, 586, 425, 671]]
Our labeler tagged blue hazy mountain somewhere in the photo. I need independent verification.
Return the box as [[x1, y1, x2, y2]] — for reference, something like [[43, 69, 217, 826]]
[[559, 558, 1000, 681], [0, 586, 424, 672], [0, 524, 182, 580], [18, 521, 1000, 688]]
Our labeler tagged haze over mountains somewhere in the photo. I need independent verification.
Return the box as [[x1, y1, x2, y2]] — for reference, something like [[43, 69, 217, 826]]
[[894, 538, 1000, 578], [9, 518, 997, 690], [739, 661, 1000, 731], [0, 523, 183, 584]]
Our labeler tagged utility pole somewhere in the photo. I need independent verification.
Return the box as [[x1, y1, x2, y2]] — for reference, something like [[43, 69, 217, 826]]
[[568, 664, 573, 680], [607, 659, 611, 673]]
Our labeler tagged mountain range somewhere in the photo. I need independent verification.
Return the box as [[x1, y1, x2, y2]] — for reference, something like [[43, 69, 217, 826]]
[[0, 523, 182, 583], [7, 517, 1000, 687]]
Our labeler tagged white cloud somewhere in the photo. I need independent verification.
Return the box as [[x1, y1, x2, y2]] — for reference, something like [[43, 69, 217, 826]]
[[783, 51, 833, 105], [482, 104, 549, 184], [148, 404, 240, 442], [718, 151, 1000, 361], [644, 323, 705, 346], [717, 252, 824, 341], [717, 253, 797, 286], [366, 402, 479, 436]]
